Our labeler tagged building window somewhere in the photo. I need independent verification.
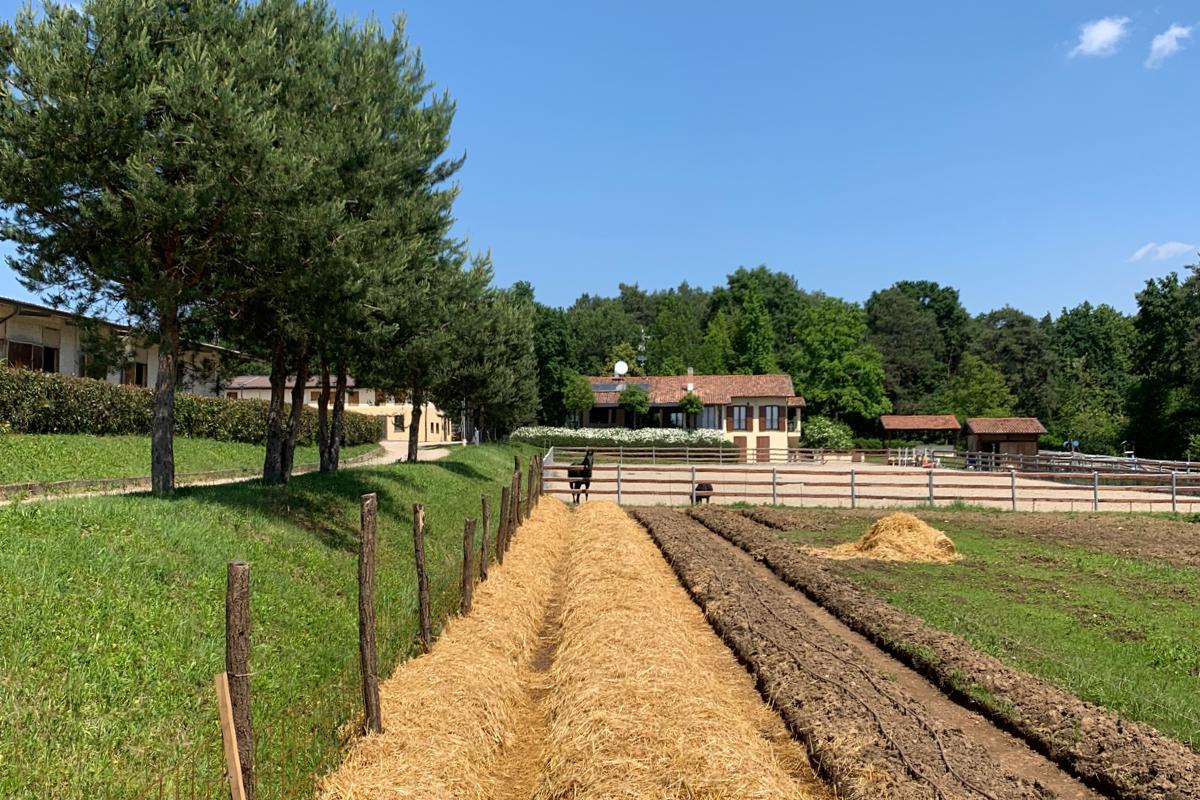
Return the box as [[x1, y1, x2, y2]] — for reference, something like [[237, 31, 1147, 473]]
[[226, 391, 238, 399], [668, 411, 686, 428], [731, 405, 748, 431], [698, 406, 721, 429], [7, 341, 58, 373], [347, 391, 360, 405], [393, 414, 405, 432], [310, 390, 320, 403], [121, 362, 148, 387], [763, 405, 779, 432]]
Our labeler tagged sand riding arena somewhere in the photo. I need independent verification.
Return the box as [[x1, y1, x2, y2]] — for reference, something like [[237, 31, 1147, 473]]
[[319, 496, 1199, 800]]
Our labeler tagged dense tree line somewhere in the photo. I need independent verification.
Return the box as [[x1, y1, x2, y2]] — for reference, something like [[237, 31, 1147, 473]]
[[533, 264, 1200, 459], [0, 0, 537, 493]]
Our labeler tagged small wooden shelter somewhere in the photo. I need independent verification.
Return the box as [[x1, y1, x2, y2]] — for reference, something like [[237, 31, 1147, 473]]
[[963, 417, 1046, 457], [879, 414, 961, 444]]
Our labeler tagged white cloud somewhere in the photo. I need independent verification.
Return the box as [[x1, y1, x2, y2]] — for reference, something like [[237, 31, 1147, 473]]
[[1130, 241, 1198, 262], [1146, 24, 1193, 68], [1070, 16, 1131, 57]]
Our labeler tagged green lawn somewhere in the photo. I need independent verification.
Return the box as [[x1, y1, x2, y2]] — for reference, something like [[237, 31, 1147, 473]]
[[0, 433, 379, 485], [0, 443, 535, 799], [775, 517, 1200, 749]]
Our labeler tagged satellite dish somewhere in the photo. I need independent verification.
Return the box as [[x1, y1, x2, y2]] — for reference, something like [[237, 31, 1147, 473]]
[[614, 360, 629, 376]]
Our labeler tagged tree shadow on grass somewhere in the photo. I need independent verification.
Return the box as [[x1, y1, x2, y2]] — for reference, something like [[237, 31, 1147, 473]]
[[178, 468, 423, 554]]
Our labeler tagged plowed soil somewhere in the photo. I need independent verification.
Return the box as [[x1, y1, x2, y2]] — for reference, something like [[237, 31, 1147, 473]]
[[687, 506, 1200, 800], [634, 507, 1107, 800], [743, 506, 1200, 569]]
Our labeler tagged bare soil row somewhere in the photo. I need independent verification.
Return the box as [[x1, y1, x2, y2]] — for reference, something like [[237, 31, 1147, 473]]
[[687, 506, 1200, 800], [634, 506, 1099, 800]]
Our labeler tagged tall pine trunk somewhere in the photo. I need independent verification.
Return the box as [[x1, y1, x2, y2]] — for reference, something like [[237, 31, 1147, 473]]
[[281, 339, 309, 482], [262, 338, 287, 483], [407, 389, 424, 462], [318, 362, 332, 472], [150, 305, 180, 496], [327, 363, 348, 472]]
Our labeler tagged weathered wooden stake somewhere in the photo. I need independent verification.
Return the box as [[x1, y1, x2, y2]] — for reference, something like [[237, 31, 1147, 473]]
[[480, 496, 491, 580], [497, 486, 510, 564], [225, 561, 255, 800], [358, 493, 382, 734], [214, 672, 247, 800], [526, 458, 535, 519], [510, 471, 521, 541], [412, 503, 432, 653], [461, 518, 477, 615]]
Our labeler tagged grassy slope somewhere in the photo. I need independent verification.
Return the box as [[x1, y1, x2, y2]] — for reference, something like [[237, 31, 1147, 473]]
[[0, 433, 378, 484], [0, 443, 535, 798], [776, 517, 1200, 749]]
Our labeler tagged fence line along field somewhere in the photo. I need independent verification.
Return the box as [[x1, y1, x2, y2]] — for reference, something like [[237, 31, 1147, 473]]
[[544, 458, 1200, 512]]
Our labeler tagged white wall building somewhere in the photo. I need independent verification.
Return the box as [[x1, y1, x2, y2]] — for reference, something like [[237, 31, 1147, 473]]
[[0, 296, 231, 395], [225, 375, 455, 444]]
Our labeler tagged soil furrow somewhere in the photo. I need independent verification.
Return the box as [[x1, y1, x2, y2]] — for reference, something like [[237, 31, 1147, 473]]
[[634, 506, 1104, 800], [690, 506, 1200, 800]]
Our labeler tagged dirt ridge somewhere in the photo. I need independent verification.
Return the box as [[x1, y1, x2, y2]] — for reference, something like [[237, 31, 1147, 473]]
[[634, 506, 1071, 800], [692, 506, 1200, 800]]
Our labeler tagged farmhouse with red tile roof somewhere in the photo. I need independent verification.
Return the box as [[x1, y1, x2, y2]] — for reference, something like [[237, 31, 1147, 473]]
[[584, 369, 805, 460]]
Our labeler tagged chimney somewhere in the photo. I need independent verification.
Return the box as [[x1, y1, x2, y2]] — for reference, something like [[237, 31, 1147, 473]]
[[686, 366, 694, 393]]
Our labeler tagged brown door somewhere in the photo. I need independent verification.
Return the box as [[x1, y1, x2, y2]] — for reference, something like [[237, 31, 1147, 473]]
[[734, 436, 747, 463], [757, 436, 771, 463]]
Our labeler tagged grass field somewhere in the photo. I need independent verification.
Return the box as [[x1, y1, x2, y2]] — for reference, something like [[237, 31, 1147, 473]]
[[0, 443, 535, 799], [0, 433, 379, 484], [770, 511, 1200, 749]]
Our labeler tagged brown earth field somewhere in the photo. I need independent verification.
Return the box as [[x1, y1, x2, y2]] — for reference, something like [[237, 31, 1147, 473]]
[[742, 506, 1200, 569], [633, 506, 1101, 800], [680, 506, 1200, 800]]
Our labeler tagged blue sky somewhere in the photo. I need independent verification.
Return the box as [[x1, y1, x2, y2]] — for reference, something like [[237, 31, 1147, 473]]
[[1, 2, 1197, 316]]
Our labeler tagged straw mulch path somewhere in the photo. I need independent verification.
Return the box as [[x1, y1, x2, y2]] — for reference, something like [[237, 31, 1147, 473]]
[[319, 497, 829, 799]]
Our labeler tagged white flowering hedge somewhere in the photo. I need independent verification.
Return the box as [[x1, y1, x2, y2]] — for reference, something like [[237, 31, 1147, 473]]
[[510, 425, 731, 448]]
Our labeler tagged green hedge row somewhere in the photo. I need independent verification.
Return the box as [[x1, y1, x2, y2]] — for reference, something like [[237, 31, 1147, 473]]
[[0, 368, 383, 445]]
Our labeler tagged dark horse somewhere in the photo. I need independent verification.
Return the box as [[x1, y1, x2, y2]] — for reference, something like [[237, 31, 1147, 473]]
[[568, 449, 594, 504]]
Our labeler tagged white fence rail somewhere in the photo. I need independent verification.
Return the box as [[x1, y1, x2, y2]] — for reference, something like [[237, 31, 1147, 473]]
[[542, 462, 1200, 513]]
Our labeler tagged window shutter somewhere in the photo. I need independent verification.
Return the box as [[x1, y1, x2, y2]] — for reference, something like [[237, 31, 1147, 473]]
[[759, 405, 767, 431], [778, 406, 786, 432], [725, 405, 733, 432]]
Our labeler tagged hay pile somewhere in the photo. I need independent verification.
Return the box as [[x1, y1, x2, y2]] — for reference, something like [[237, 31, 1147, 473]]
[[318, 498, 573, 800], [820, 512, 960, 564], [534, 500, 824, 800]]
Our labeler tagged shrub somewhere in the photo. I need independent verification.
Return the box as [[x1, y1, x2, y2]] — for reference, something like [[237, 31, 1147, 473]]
[[510, 425, 732, 449], [0, 368, 383, 445], [801, 415, 854, 449], [678, 392, 704, 415]]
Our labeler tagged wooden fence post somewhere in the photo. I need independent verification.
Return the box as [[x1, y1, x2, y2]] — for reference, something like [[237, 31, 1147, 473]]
[[1011, 470, 1018, 512], [412, 504, 432, 653], [497, 486, 510, 564], [511, 471, 521, 537], [214, 672, 248, 800], [358, 494, 382, 734], [927, 470, 934, 506], [461, 518, 477, 615], [850, 468, 857, 509], [690, 465, 697, 504], [526, 458, 535, 519], [480, 496, 491, 580], [225, 561, 255, 800], [1171, 471, 1178, 514], [1092, 471, 1099, 512], [771, 466, 778, 505]]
